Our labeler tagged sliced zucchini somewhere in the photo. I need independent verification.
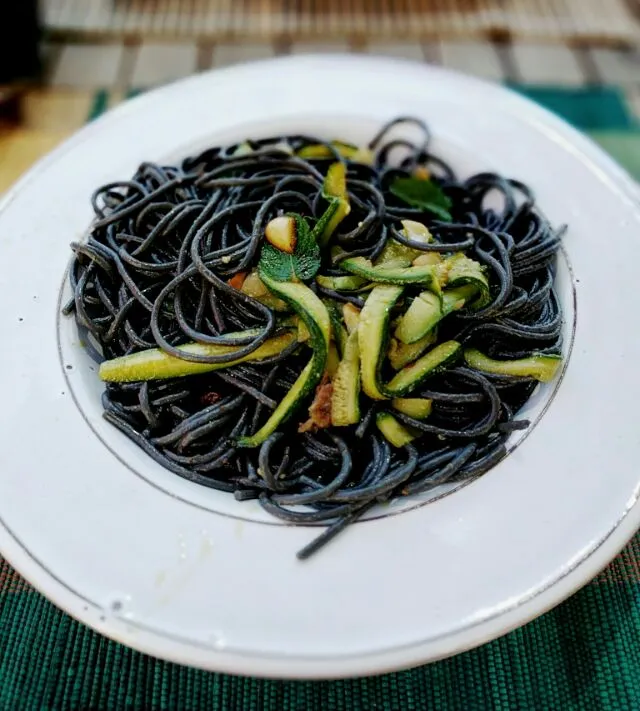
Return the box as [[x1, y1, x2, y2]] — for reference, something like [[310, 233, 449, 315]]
[[394, 284, 478, 346], [443, 253, 490, 309], [378, 219, 432, 264], [331, 141, 360, 159], [319, 162, 351, 245], [232, 141, 253, 157], [237, 274, 331, 447], [330, 245, 350, 263], [376, 412, 417, 448], [331, 328, 361, 426], [464, 349, 562, 382], [358, 285, 404, 400], [342, 256, 437, 286], [441, 284, 478, 313], [342, 303, 361, 334], [387, 340, 461, 396], [394, 291, 441, 345], [297, 143, 338, 160], [350, 147, 375, 165], [326, 342, 340, 378], [387, 330, 437, 371], [297, 141, 374, 165], [296, 317, 311, 343], [326, 300, 348, 356], [99, 330, 297, 383], [316, 274, 366, 292], [391, 398, 432, 419]]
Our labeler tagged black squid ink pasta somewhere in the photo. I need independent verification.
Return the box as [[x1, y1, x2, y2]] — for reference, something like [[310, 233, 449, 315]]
[[63, 117, 565, 559]]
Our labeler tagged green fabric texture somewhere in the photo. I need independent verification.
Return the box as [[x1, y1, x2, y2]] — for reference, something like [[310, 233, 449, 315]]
[[2, 84, 640, 710], [589, 132, 640, 181], [509, 85, 638, 131]]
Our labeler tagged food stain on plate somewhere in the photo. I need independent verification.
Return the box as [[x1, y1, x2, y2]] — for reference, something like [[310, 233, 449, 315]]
[[154, 530, 215, 606]]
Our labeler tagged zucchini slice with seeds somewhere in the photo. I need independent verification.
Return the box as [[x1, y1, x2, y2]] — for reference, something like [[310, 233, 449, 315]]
[[444, 253, 490, 309], [388, 331, 438, 371], [358, 285, 404, 400], [316, 274, 366, 292], [319, 162, 351, 245], [326, 342, 341, 378], [464, 349, 562, 382], [394, 291, 442, 345], [391, 398, 432, 420], [237, 274, 331, 447], [331, 328, 361, 426], [342, 256, 437, 286], [378, 219, 433, 264], [387, 341, 462, 396], [394, 284, 478, 345], [297, 141, 374, 165], [99, 330, 297, 383], [376, 412, 418, 448]]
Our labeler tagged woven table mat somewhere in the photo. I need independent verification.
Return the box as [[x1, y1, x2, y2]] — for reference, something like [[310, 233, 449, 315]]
[[2, 82, 640, 709], [2, 538, 640, 709], [43, 0, 640, 45]]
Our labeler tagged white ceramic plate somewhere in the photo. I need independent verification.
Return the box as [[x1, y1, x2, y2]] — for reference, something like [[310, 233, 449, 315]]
[[1, 55, 640, 680]]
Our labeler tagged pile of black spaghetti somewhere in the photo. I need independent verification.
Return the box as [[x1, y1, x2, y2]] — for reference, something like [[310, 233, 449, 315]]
[[63, 117, 564, 559]]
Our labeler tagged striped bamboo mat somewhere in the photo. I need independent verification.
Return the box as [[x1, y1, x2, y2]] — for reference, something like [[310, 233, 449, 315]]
[[3, 37, 640, 193], [44, 0, 640, 44]]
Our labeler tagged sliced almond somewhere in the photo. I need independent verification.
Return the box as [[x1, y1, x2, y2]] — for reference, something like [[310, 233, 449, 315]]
[[241, 271, 269, 298], [265, 215, 296, 254], [401, 219, 432, 244], [412, 253, 442, 267]]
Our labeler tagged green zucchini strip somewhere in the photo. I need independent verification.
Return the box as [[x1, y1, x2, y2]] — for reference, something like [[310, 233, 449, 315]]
[[387, 341, 462, 396], [331, 328, 361, 426], [99, 330, 297, 383], [358, 285, 404, 400], [391, 398, 433, 420], [376, 412, 418, 448], [342, 256, 437, 286], [464, 349, 562, 382], [237, 273, 331, 448]]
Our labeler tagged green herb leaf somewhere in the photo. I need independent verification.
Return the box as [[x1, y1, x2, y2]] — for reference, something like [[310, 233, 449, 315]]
[[293, 214, 321, 281], [390, 177, 453, 222], [259, 243, 297, 281], [259, 214, 321, 283]]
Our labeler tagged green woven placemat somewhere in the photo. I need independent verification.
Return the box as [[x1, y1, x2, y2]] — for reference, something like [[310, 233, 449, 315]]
[[2, 84, 640, 711]]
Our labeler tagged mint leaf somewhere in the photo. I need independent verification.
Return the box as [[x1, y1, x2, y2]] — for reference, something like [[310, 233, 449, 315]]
[[292, 214, 321, 281], [259, 214, 321, 283], [260, 243, 296, 281], [390, 177, 453, 222]]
